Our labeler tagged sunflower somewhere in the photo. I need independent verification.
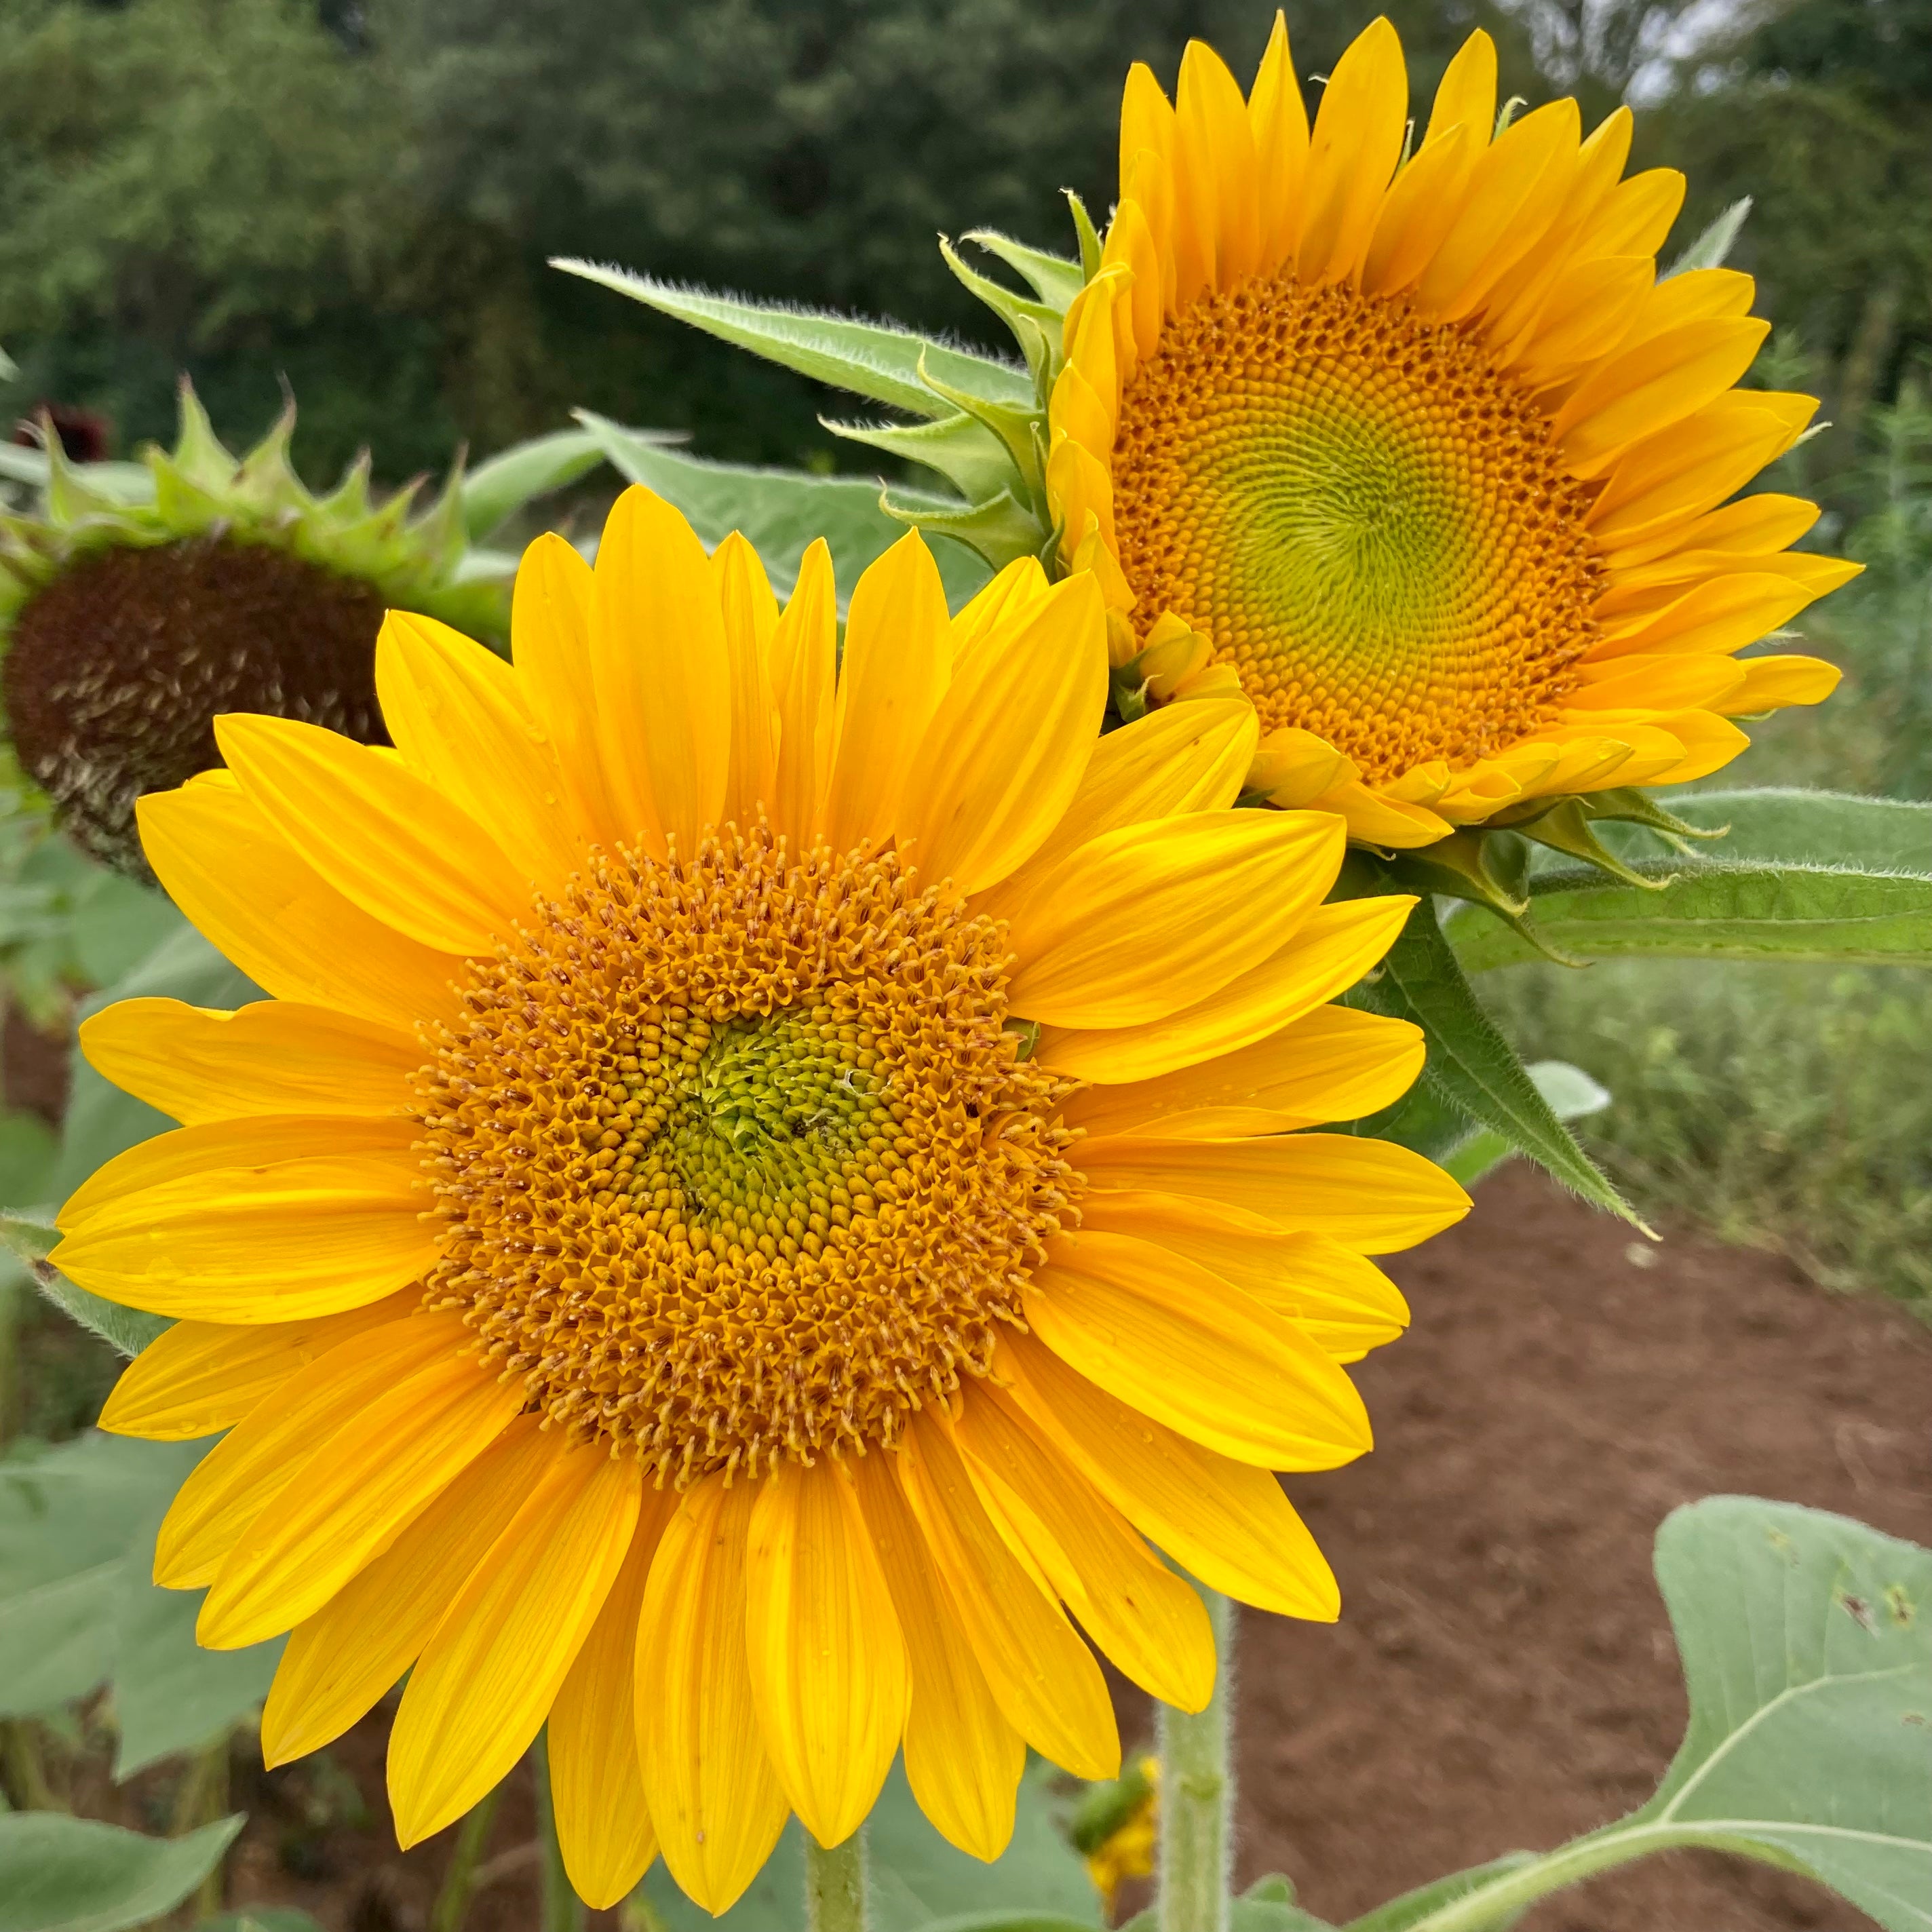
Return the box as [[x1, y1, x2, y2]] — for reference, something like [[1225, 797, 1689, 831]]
[[1045, 15, 1860, 849], [0, 381, 518, 877], [51, 486, 1465, 1911]]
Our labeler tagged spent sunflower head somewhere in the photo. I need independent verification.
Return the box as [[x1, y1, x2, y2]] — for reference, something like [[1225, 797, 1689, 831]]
[[1048, 15, 1861, 851], [0, 379, 507, 877], [54, 485, 1467, 1912]]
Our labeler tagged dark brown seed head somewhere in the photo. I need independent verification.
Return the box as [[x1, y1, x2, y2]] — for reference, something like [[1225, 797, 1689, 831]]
[[3, 535, 391, 877]]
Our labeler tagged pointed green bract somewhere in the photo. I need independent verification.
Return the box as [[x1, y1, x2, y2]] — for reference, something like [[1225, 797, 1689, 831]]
[[554, 260, 1035, 417]]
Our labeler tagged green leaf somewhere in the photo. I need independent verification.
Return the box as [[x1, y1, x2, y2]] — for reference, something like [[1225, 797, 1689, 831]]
[[0, 1433, 165, 1718], [1446, 862, 1932, 971], [575, 413, 991, 611], [0, 1117, 58, 1214], [552, 264, 1033, 419], [0, 1434, 280, 1763], [111, 1475, 284, 1777], [0, 1813, 242, 1932], [1347, 900, 1641, 1225], [65, 876, 184, 992], [1599, 787, 1932, 872], [1662, 196, 1752, 277], [1440, 1061, 1612, 1191], [457, 427, 613, 543], [1339, 1855, 1537, 1932], [1368, 1499, 1932, 1932], [824, 411, 1021, 506], [960, 230, 1086, 312], [634, 1762, 1098, 1929]]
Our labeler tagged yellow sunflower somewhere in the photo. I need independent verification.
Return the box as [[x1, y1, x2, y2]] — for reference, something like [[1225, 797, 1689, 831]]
[[1048, 14, 1861, 849], [51, 487, 1466, 1913]]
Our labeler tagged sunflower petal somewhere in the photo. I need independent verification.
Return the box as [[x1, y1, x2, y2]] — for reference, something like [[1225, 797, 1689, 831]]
[[745, 1458, 908, 1848], [850, 1450, 1024, 1862], [1297, 16, 1408, 286], [713, 530, 781, 833], [549, 1488, 678, 1908], [388, 1440, 641, 1847], [996, 1330, 1338, 1621], [1005, 810, 1345, 1028], [79, 999, 419, 1127], [769, 538, 838, 847], [1024, 1229, 1371, 1469], [260, 1416, 556, 1766]]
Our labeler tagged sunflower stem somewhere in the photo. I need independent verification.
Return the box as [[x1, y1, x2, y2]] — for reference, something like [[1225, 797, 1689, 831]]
[[429, 1781, 503, 1932], [805, 1830, 868, 1932], [532, 1731, 585, 1932], [1157, 1587, 1233, 1932]]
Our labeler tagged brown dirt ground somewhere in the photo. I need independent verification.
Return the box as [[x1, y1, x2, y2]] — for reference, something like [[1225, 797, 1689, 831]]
[[100, 1165, 1932, 1931]]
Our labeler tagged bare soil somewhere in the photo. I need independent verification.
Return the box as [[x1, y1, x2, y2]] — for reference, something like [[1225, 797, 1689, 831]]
[[195, 1165, 1931, 1931]]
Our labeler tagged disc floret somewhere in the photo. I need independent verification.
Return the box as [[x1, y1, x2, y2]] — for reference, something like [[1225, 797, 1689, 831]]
[[415, 822, 1081, 1485]]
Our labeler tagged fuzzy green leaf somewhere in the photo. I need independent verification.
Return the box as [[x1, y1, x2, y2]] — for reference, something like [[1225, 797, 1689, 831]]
[[824, 411, 1020, 505], [553, 264, 1032, 418], [457, 426, 613, 543], [1662, 196, 1752, 277], [1376, 1500, 1932, 1932], [1448, 862, 1932, 971], [1349, 900, 1640, 1224], [1440, 1061, 1612, 1191], [0, 1814, 242, 1932], [1596, 787, 1932, 872], [1340, 1856, 1537, 1932], [575, 413, 990, 609]]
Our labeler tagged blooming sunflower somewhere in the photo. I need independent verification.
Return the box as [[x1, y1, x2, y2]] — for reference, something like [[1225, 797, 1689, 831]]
[[0, 381, 536, 877], [52, 486, 1466, 1912], [1044, 16, 1860, 849]]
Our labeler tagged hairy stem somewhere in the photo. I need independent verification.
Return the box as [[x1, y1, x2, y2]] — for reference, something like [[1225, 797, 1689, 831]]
[[532, 1732, 585, 1932], [1158, 1588, 1233, 1932], [429, 1783, 504, 1932], [805, 1830, 868, 1932]]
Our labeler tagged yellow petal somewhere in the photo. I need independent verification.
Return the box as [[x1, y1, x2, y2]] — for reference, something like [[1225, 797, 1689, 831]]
[[1037, 895, 1414, 1084], [153, 1313, 463, 1587], [1554, 318, 1772, 476], [1591, 572, 1819, 661], [895, 1412, 1118, 1781], [951, 556, 1051, 661], [60, 1114, 417, 1231], [849, 1450, 1024, 1861], [1718, 653, 1842, 712], [1359, 123, 1473, 298], [1024, 1229, 1371, 1469], [897, 575, 1108, 896], [1416, 98, 1580, 323], [98, 1290, 417, 1442], [1176, 39, 1258, 288], [261, 1415, 557, 1766], [997, 1330, 1338, 1620], [1005, 810, 1345, 1028], [1501, 255, 1655, 388], [511, 531, 622, 849], [1425, 28, 1496, 151], [768, 538, 838, 848], [1296, 16, 1408, 286], [745, 1458, 908, 1848], [977, 701, 1257, 929], [374, 611, 581, 894], [388, 1439, 642, 1846], [1077, 1133, 1471, 1253], [197, 1351, 524, 1648], [136, 780, 467, 1034], [79, 999, 419, 1127], [1599, 490, 1819, 570], [549, 1489, 678, 1908], [1060, 1005, 1424, 1138], [54, 1126, 434, 1326], [637, 1475, 790, 1915], [1585, 166, 1687, 258], [952, 1392, 1214, 1712], [1587, 398, 1809, 543], [713, 530, 781, 834], [1076, 1191, 1410, 1359], [1568, 654, 1746, 712], [822, 530, 951, 853], [215, 715, 518, 957], [1249, 11, 1310, 273]]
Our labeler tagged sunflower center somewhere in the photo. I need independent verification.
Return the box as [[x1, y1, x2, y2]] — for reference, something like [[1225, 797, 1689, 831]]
[[3, 536, 389, 877], [1109, 277, 1604, 781], [413, 826, 1079, 1484]]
